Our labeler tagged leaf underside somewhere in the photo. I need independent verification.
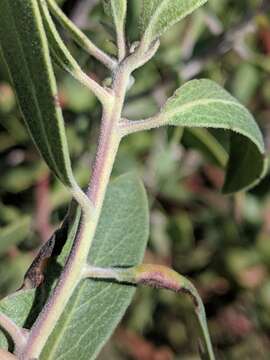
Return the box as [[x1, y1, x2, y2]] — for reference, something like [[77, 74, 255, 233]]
[[103, 0, 127, 32], [141, 0, 207, 48], [161, 79, 267, 193], [0, 174, 149, 360], [0, 0, 74, 186]]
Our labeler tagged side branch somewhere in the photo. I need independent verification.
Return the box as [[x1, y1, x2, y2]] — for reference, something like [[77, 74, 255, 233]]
[[0, 313, 28, 353], [118, 114, 166, 137], [47, 0, 117, 70], [70, 182, 94, 217]]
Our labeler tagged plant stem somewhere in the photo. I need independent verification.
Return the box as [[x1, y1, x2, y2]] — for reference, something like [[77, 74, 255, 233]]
[[87, 72, 130, 206], [74, 69, 113, 107], [116, 24, 126, 62], [119, 114, 166, 136], [20, 63, 131, 360]]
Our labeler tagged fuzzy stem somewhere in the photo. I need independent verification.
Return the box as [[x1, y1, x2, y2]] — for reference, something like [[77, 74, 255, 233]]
[[119, 114, 166, 136], [70, 182, 94, 216], [20, 63, 131, 360], [87, 72, 130, 206], [116, 24, 126, 62], [46, 0, 117, 70], [18, 36, 159, 359], [0, 313, 28, 354]]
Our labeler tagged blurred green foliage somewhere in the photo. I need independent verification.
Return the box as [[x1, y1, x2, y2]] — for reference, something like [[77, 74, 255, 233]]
[[1, 0, 270, 358]]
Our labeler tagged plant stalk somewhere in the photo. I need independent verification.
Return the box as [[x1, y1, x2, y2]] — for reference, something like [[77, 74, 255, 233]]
[[20, 65, 131, 359], [116, 24, 126, 62]]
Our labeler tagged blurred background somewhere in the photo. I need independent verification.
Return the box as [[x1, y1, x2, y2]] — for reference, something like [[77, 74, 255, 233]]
[[1, 0, 270, 358]]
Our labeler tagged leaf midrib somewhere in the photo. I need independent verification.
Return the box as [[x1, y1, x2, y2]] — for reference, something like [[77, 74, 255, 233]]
[[162, 98, 264, 152], [56, 283, 114, 360], [144, 0, 207, 43]]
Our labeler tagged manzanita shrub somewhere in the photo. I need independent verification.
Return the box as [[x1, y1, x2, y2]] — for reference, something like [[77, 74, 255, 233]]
[[0, 1, 267, 359]]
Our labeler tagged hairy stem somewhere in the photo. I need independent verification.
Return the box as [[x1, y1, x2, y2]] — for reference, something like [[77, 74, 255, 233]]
[[39, 0, 112, 107], [20, 63, 131, 360], [116, 24, 126, 62], [17, 37, 159, 358], [119, 114, 166, 136], [74, 69, 113, 107]]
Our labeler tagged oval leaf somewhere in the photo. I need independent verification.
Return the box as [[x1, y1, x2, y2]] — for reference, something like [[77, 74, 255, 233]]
[[0, 0, 74, 186], [160, 79, 267, 193], [0, 173, 149, 359], [141, 0, 207, 49]]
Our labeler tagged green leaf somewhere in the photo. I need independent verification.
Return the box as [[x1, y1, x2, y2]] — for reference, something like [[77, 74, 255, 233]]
[[141, 0, 207, 49], [129, 264, 215, 359], [38, 1, 109, 110], [0, 0, 74, 186], [45, 0, 116, 70], [103, 0, 127, 33], [0, 217, 31, 256], [0, 173, 149, 359], [160, 79, 267, 193], [38, 0, 83, 79]]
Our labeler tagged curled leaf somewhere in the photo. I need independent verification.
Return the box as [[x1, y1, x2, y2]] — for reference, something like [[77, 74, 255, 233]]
[[84, 264, 215, 360], [161, 79, 267, 193]]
